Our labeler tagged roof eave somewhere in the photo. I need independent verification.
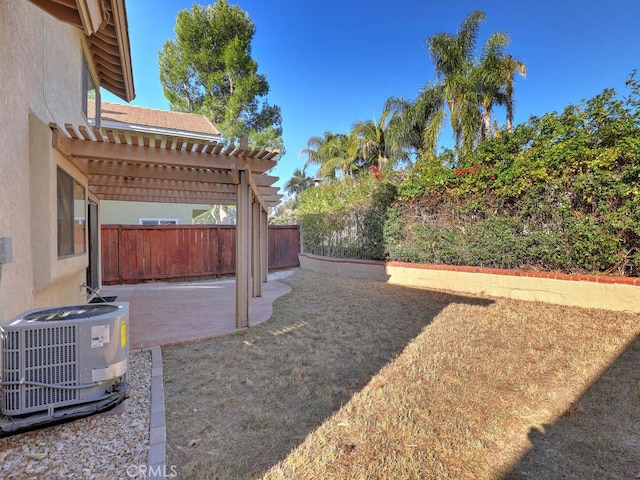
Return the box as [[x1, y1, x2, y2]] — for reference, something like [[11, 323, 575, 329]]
[[108, 0, 135, 102], [28, 0, 135, 102]]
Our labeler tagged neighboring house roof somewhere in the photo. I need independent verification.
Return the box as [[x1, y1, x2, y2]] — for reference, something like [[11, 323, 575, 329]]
[[28, 0, 134, 101], [96, 101, 220, 140]]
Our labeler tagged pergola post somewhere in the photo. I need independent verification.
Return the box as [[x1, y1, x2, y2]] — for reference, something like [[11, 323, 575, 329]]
[[251, 198, 262, 297], [260, 208, 268, 283], [236, 169, 251, 328]]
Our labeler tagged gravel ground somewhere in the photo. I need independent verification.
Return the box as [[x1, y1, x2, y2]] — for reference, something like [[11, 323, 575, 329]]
[[0, 350, 151, 479]]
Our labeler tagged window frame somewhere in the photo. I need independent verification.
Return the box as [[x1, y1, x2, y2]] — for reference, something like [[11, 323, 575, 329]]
[[139, 218, 179, 226], [82, 54, 101, 127], [57, 167, 87, 258]]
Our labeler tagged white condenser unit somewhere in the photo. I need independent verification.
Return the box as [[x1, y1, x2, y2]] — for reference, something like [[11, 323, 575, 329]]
[[1, 303, 129, 418]]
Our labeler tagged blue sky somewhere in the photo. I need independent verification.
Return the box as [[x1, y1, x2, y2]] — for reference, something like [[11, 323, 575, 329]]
[[103, 0, 640, 190]]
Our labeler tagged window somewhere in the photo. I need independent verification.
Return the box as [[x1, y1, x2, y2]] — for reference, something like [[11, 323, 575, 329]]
[[82, 56, 100, 125], [139, 218, 178, 226], [57, 168, 86, 257]]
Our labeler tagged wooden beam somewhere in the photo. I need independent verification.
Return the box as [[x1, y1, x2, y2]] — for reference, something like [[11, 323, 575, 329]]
[[28, 0, 83, 28], [94, 193, 237, 205], [86, 161, 237, 184], [51, 0, 77, 7], [92, 186, 237, 201], [90, 48, 123, 74], [95, 63, 126, 85], [260, 208, 268, 283], [76, 0, 107, 35], [249, 171, 277, 210], [252, 174, 279, 187], [252, 199, 262, 297], [89, 175, 238, 194], [94, 20, 117, 41], [51, 125, 281, 205], [77, 125, 95, 141], [87, 34, 121, 58], [56, 135, 276, 173], [257, 186, 279, 196], [61, 136, 230, 169], [263, 151, 280, 161], [261, 194, 284, 203], [236, 170, 251, 328]]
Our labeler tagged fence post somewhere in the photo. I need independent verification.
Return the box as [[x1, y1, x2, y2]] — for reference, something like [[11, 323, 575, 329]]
[[117, 225, 123, 284]]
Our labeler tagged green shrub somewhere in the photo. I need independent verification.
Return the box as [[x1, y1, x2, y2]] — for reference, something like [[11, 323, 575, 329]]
[[296, 175, 397, 260], [299, 75, 640, 276]]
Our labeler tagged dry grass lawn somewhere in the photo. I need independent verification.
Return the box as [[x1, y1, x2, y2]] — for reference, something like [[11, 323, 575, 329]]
[[163, 269, 640, 479]]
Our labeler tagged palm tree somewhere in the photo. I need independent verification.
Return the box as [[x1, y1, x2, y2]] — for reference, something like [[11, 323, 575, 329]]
[[319, 132, 359, 176], [428, 10, 486, 154], [474, 31, 510, 141], [501, 54, 526, 133], [350, 110, 391, 170], [284, 168, 313, 196], [427, 10, 525, 150], [474, 32, 526, 139], [300, 134, 325, 174], [300, 131, 358, 178], [385, 83, 446, 163]]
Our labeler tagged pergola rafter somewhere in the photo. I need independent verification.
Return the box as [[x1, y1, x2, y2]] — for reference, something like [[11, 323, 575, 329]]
[[52, 124, 281, 206]]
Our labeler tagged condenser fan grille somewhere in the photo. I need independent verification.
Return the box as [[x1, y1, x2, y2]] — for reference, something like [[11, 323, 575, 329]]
[[23, 304, 118, 322], [2, 325, 79, 414], [1, 330, 20, 413]]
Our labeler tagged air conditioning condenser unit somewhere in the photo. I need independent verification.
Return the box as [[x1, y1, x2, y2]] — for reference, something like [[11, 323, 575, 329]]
[[0, 302, 129, 435]]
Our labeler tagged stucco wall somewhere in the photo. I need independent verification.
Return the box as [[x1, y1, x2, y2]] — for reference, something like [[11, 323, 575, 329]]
[[0, 3, 91, 324], [101, 200, 208, 225], [299, 254, 640, 313]]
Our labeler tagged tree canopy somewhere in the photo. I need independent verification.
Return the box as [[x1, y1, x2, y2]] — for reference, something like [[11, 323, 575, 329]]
[[159, 1, 282, 149]]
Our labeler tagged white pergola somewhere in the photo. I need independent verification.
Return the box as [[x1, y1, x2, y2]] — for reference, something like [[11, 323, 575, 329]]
[[52, 122, 283, 328]]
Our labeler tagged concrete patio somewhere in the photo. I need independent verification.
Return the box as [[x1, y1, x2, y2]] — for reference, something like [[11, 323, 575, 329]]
[[100, 274, 293, 348]]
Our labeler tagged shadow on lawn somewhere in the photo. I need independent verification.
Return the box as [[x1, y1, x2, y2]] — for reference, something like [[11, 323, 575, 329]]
[[162, 269, 494, 479], [503, 334, 640, 480]]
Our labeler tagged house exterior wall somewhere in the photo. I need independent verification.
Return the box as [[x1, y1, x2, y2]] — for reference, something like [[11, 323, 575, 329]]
[[101, 201, 209, 225], [0, 3, 92, 324]]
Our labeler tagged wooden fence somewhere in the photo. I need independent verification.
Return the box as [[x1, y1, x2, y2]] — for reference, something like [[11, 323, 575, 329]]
[[101, 224, 300, 285]]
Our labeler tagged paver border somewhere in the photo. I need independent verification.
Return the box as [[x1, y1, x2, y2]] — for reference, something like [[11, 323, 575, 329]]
[[147, 346, 166, 478], [130, 346, 166, 479]]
